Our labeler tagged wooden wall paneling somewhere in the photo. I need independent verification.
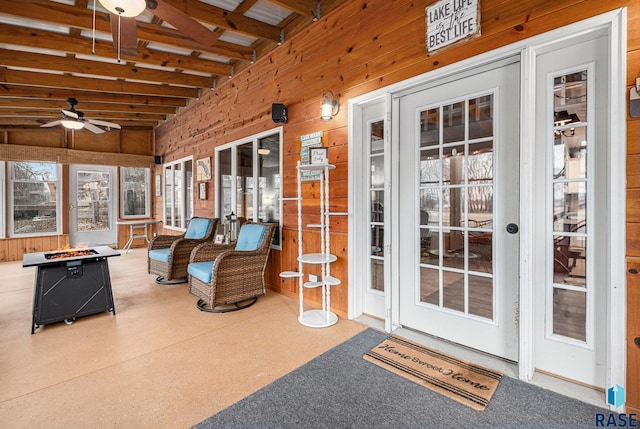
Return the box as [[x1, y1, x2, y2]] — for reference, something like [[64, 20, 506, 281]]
[[73, 131, 119, 153], [628, 224, 640, 258], [628, 189, 640, 222], [6, 130, 64, 147]]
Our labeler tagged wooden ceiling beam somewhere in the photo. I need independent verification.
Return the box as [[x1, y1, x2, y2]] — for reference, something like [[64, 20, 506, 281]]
[[153, 0, 281, 41], [268, 0, 318, 19], [0, 0, 279, 45], [0, 68, 200, 98], [0, 84, 188, 108], [0, 98, 177, 115], [0, 108, 168, 122], [0, 24, 235, 74], [0, 118, 158, 128], [0, 48, 213, 89]]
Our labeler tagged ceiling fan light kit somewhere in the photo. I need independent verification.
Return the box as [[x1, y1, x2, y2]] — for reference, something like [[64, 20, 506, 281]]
[[41, 98, 121, 135], [99, 0, 146, 17]]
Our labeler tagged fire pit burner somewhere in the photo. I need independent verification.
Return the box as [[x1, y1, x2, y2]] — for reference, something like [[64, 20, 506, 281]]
[[45, 248, 98, 260], [23, 245, 120, 334]]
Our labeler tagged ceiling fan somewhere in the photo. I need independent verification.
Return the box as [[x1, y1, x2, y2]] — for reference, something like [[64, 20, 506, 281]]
[[98, 0, 218, 59], [40, 98, 122, 134]]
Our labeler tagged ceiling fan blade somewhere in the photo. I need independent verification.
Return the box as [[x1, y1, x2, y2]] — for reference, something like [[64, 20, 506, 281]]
[[86, 118, 122, 129], [147, 0, 218, 46], [40, 120, 62, 128], [62, 109, 79, 119], [110, 14, 138, 58], [83, 122, 106, 134]]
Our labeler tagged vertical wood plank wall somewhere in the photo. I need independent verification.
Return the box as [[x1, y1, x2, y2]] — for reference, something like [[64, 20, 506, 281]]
[[153, 0, 639, 408]]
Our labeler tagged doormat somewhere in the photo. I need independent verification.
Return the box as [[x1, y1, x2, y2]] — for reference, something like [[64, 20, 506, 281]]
[[364, 335, 502, 411]]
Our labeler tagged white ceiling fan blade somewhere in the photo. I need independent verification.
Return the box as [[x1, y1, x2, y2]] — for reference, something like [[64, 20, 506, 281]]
[[86, 118, 121, 129], [40, 120, 62, 128], [83, 122, 106, 134], [62, 109, 79, 119]]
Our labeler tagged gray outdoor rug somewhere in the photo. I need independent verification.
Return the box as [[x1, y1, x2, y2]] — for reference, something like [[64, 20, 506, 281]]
[[193, 328, 611, 429]]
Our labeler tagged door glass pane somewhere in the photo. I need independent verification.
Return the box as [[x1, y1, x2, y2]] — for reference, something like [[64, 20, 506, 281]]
[[76, 171, 110, 232], [469, 95, 493, 139], [443, 102, 464, 143], [418, 92, 495, 321], [368, 120, 385, 292], [552, 288, 586, 341], [219, 148, 232, 217], [550, 70, 588, 342], [420, 108, 439, 147], [258, 134, 281, 246], [237, 143, 253, 219]]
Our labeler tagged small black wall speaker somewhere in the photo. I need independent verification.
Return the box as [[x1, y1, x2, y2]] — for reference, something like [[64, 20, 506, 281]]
[[272, 103, 288, 124], [154, 155, 163, 165]]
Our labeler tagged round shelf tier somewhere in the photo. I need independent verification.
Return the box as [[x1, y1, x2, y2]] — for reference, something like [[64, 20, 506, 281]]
[[298, 253, 337, 264], [298, 309, 338, 328], [280, 271, 303, 278], [297, 163, 336, 172]]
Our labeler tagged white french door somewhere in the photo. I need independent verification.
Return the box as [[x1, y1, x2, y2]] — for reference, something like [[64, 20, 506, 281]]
[[69, 165, 117, 247], [396, 60, 521, 361], [359, 99, 388, 319], [533, 36, 608, 388]]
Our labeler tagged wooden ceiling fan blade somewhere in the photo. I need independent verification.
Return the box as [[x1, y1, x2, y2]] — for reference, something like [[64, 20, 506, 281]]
[[40, 120, 62, 128], [87, 118, 122, 129], [62, 109, 79, 119], [83, 122, 106, 134], [147, 0, 218, 46], [109, 14, 138, 58]]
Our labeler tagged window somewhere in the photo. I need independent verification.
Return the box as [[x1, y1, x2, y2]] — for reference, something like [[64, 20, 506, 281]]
[[9, 161, 61, 237], [216, 129, 281, 247], [163, 157, 193, 229], [120, 167, 150, 218]]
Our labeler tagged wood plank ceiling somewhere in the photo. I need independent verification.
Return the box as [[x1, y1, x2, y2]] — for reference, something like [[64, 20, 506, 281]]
[[0, 0, 345, 131]]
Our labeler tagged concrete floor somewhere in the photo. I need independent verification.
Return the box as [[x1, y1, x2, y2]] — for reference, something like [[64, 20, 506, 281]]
[[0, 249, 366, 428]]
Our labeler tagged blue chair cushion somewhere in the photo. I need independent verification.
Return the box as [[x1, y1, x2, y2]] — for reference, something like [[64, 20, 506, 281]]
[[149, 248, 171, 262], [184, 218, 212, 239], [235, 224, 267, 251], [188, 261, 215, 283]]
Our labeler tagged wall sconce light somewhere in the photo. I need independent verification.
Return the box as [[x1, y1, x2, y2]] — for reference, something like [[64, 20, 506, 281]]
[[320, 90, 339, 121], [61, 119, 84, 130]]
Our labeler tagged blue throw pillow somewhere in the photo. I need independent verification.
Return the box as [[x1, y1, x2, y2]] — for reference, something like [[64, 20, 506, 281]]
[[235, 224, 267, 251], [184, 218, 211, 239]]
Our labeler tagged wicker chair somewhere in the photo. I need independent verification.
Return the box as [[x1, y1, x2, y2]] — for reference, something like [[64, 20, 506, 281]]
[[187, 222, 276, 312], [148, 217, 219, 284]]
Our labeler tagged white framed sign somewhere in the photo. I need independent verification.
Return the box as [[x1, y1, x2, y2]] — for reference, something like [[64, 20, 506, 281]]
[[426, 0, 480, 53]]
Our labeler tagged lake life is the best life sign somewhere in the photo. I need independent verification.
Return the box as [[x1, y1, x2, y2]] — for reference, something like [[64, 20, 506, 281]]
[[426, 0, 480, 53]]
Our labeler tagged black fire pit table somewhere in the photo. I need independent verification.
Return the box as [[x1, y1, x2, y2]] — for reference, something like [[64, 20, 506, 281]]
[[22, 245, 120, 334]]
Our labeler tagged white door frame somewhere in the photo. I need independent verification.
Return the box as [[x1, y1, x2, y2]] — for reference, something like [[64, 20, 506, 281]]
[[347, 9, 626, 404]]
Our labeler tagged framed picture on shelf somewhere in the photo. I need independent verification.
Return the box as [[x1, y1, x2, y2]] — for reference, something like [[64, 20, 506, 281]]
[[310, 147, 328, 165], [214, 234, 225, 244]]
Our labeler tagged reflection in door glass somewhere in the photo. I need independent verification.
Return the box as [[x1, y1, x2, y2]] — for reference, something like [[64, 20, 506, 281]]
[[419, 94, 495, 320], [369, 120, 385, 292], [76, 171, 110, 232], [550, 70, 589, 342]]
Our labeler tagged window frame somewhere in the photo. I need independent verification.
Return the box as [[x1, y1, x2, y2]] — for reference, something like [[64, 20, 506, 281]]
[[215, 127, 282, 249], [8, 161, 62, 238], [162, 156, 193, 231], [119, 166, 151, 219]]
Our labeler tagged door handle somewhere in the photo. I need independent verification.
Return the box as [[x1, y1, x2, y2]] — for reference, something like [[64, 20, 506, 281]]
[[506, 223, 519, 234]]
